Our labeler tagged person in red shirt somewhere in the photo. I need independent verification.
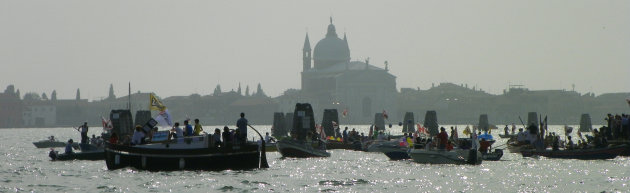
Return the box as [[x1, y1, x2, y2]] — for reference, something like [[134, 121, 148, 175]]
[[109, 132, 119, 144], [479, 138, 491, 154], [437, 127, 448, 149]]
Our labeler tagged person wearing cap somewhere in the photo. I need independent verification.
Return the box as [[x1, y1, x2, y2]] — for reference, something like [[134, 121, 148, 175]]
[[236, 112, 248, 143], [65, 139, 74, 154]]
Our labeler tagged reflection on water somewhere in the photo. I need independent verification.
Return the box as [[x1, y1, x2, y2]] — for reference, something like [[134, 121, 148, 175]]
[[0, 126, 628, 192]]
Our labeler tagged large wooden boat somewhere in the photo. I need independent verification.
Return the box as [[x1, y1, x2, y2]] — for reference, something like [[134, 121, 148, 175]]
[[520, 145, 626, 160], [408, 148, 482, 165], [105, 135, 268, 171]]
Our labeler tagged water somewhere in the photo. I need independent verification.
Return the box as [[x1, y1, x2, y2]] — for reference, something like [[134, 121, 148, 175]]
[[1, 126, 629, 192]]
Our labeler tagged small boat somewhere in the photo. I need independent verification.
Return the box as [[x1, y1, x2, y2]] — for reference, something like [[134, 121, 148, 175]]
[[276, 139, 330, 158], [49, 144, 104, 161], [481, 149, 504, 161], [382, 145, 410, 160], [326, 140, 362, 151], [276, 103, 330, 158], [520, 145, 626, 160], [498, 134, 516, 139], [265, 142, 278, 152], [408, 148, 482, 165], [34, 138, 79, 149], [366, 140, 399, 152], [105, 134, 268, 171]]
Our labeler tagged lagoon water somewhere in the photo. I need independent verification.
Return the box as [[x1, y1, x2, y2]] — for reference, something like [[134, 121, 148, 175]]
[[1, 125, 629, 192]]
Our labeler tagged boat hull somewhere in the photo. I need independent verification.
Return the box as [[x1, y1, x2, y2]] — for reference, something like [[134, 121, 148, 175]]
[[104, 143, 267, 171], [276, 140, 330, 158], [408, 149, 482, 165], [54, 150, 105, 161], [482, 149, 503, 161], [520, 145, 626, 160]]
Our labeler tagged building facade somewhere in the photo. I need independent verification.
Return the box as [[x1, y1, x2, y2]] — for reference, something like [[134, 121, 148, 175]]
[[297, 19, 398, 123]]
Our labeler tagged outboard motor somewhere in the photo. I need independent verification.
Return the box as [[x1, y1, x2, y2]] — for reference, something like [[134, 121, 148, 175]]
[[48, 149, 58, 161]]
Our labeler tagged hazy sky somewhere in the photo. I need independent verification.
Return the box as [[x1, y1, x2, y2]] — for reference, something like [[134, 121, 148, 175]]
[[1, 0, 628, 100]]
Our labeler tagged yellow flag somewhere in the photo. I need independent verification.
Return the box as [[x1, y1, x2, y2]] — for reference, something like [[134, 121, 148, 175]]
[[149, 93, 166, 111]]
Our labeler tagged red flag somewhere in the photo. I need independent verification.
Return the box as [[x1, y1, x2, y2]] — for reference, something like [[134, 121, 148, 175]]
[[101, 116, 112, 131], [382, 110, 388, 119], [342, 109, 348, 117]]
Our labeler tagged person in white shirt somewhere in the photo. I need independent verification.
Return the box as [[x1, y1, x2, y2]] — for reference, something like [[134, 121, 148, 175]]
[[169, 122, 184, 142]]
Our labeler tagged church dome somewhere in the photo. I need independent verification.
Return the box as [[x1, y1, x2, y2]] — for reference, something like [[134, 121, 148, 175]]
[[313, 21, 350, 69]]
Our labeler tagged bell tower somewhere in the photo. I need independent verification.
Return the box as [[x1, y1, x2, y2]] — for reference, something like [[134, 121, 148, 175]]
[[302, 33, 312, 71]]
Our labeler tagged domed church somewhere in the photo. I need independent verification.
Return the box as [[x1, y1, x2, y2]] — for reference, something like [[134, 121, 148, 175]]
[[299, 18, 397, 123]]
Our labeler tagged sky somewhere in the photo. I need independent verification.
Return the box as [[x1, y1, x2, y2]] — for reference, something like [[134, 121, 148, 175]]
[[1, 0, 628, 100]]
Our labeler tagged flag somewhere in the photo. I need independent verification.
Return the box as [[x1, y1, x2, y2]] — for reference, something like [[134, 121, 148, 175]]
[[155, 109, 173, 127], [382, 110, 388, 120], [149, 93, 166, 111], [342, 109, 348, 118], [463, 125, 471, 136], [417, 123, 428, 135], [101, 116, 112, 131]]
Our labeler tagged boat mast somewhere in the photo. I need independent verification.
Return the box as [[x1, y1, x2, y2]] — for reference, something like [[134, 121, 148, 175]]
[[128, 82, 131, 111]]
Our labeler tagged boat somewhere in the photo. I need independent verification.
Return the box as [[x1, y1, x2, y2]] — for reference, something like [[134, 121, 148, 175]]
[[608, 140, 630, 156], [481, 149, 504, 161], [520, 145, 626, 160], [378, 143, 410, 160], [105, 134, 268, 171], [498, 134, 516, 139], [326, 140, 362, 151], [276, 103, 330, 158], [49, 144, 104, 161], [365, 140, 398, 152], [265, 142, 278, 152], [408, 148, 482, 165], [33, 137, 79, 149], [276, 139, 330, 158]]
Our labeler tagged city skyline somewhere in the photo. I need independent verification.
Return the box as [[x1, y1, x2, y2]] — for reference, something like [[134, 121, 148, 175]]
[[1, 1, 628, 100]]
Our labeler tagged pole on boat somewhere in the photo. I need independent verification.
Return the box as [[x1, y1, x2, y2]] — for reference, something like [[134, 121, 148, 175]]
[[518, 116, 526, 128], [128, 82, 131, 111], [247, 124, 269, 169]]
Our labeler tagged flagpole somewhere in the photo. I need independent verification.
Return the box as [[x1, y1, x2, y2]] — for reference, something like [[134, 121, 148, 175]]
[[128, 82, 131, 111]]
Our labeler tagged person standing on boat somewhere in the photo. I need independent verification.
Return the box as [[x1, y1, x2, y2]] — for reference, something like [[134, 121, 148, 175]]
[[504, 125, 509, 136], [193, 119, 203, 136], [237, 113, 248, 143], [342, 127, 349, 143], [437, 127, 448, 149], [511, 123, 516, 135], [78, 122, 89, 144]]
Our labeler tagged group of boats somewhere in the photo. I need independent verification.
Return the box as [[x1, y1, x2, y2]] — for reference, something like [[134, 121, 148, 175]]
[[33, 103, 629, 172]]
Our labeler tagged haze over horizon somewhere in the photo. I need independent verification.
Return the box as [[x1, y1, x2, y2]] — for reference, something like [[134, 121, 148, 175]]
[[1, 1, 628, 101]]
